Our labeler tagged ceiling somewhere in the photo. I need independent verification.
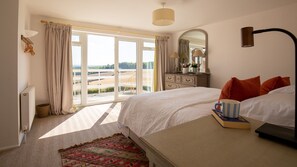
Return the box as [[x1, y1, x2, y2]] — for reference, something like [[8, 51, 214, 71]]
[[24, 0, 297, 33]]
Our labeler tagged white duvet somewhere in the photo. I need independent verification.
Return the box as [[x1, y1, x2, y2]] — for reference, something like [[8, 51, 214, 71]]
[[240, 86, 295, 127], [118, 87, 221, 137]]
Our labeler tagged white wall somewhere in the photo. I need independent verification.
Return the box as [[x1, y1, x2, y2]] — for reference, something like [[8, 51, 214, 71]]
[[18, 0, 32, 144], [30, 15, 48, 105], [0, 0, 19, 150], [0, 0, 31, 150], [172, 3, 297, 88]]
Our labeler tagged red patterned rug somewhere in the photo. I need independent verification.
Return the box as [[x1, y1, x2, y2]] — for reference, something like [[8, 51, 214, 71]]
[[59, 133, 149, 167]]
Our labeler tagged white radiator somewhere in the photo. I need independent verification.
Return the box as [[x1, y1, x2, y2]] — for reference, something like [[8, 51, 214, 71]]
[[21, 86, 35, 132]]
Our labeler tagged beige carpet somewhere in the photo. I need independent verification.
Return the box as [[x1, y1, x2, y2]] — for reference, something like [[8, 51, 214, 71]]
[[0, 103, 122, 167]]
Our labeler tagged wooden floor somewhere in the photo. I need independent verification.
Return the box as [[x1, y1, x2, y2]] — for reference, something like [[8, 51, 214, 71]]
[[0, 103, 122, 167]]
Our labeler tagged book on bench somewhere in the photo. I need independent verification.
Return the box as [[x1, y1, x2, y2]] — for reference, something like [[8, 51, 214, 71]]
[[211, 109, 250, 129]]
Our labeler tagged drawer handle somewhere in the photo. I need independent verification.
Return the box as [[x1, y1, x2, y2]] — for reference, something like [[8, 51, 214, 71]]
[[168, 84, 172, 87], [168, 77, 172, 79], [186, 79, 191, 82]]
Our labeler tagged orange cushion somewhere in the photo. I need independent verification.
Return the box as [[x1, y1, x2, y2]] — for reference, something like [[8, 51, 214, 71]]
[[219, 76, 260, 101], [282, 77, 291, 86], [260, 76, 291, 95]]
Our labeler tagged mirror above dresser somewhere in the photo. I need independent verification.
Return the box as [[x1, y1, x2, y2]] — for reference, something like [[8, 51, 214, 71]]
[[165, 29, 210, 90], [178, 29, 209, 73]]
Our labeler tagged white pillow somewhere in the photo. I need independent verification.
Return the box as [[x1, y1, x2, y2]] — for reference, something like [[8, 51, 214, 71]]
[[268, 85, 295, 94], [240, 93, 295, 127]]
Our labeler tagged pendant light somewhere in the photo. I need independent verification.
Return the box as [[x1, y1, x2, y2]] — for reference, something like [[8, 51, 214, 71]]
[[152, 2, 175, 26]]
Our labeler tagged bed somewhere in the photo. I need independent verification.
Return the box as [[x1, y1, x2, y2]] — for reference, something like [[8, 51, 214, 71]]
[[117, 85, 295, 148], [118, 87, 221, 137]]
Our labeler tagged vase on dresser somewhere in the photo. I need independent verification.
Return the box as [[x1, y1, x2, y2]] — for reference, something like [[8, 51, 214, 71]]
[[182, 68, 189, 74], [192, 67, 198, 73]]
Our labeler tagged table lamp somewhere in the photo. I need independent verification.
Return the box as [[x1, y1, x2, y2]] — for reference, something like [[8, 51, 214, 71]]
[[241, 27, 297, 148], [193, 49, 205, 72]]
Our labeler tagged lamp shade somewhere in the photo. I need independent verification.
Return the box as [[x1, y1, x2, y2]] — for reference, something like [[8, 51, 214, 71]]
[[241, 27, 254, 47], [170, 52, 178, 58], [193, 49, 204, 57], [152, 8, 175, 26]]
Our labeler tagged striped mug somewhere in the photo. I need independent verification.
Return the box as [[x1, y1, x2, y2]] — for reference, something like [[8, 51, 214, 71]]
[[214, 99, 240, 118]]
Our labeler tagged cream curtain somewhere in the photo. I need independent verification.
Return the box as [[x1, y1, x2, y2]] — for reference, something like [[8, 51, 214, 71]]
[[45, 23, 74, 115], [153, 36, 170, 92], [178, 39, 190, 63]]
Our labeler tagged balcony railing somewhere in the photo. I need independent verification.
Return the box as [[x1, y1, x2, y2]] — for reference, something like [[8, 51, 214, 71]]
[[72, 68, 153, 104]]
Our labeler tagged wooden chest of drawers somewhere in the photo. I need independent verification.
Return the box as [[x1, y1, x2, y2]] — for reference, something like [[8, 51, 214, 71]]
[[165, 73, 210, 90]]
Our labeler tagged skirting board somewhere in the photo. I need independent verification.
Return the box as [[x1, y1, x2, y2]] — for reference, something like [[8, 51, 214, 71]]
[[0, 132, 23, 152], [0, 144, 19, 152]]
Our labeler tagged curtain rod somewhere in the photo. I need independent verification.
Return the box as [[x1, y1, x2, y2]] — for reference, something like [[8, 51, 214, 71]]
[[40, 20, 49, 24], [40, 20, 165, 38], [40, 20, 71, 26]]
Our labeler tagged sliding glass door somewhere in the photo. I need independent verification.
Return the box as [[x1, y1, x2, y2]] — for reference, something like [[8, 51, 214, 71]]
[[72, 32, 154, 105], [87, 35, 115, 104], [116, 39, 138, 99]]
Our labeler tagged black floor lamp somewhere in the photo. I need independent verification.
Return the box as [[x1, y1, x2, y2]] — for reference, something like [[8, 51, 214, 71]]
[[241, 27, 297, 148]]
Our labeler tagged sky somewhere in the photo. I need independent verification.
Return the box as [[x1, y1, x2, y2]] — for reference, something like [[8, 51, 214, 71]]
[[72, 34, 154, 67]]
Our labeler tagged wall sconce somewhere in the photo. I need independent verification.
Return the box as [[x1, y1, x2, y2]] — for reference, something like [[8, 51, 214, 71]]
[[241, 26, 297, 148], [21, 30, 38, 56]]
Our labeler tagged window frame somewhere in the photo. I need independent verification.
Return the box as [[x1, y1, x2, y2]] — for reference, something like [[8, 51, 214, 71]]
[[71, 31, 155, 106]]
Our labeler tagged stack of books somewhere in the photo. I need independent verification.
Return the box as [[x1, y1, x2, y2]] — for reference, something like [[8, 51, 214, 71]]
[[211, 109, 250, 129]]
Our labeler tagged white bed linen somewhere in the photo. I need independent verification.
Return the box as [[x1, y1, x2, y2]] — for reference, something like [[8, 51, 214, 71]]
[[268, 85, 295, 94], [118, 87, 221, 137], [118, 85, 295, 137], [240, 92, 295, 127]]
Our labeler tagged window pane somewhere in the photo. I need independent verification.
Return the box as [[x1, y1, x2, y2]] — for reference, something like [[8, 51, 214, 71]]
[[142, 50, 154, 93], [118, 41, 137, 97], [72, 45, 82, 105], [87, 34, 115, 103], [144, 42, 155, 48], [72, 35, 80, 42]]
